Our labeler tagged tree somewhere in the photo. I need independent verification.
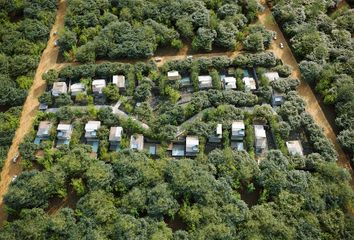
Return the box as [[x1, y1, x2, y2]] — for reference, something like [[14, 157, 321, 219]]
[[146, 183, 179, 219], [176, 17, 194, 39], [134, 83, 152, 102], [338, 129, 354, 153], [4, 170, 65, 211], [39, 91, 53, 105], [243, 32, 264, 52], [76, 190, 118, 225], [85, 161, 114, 191], [210, 69, 221, 90], [55, 94, 73, 107], [102, 83, 120, 103], [192, 28, 217, 52], [42, 69, 58, 85], [58, 29, 77, 53]]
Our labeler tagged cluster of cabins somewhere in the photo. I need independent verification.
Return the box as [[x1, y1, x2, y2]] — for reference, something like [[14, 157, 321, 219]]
[[46, 75, 126, 106], [34, 118, 304, 157], [167, 70, 285, 107]]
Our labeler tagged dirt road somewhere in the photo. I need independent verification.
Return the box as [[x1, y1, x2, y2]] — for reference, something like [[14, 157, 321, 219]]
[[0, 0, 67, 226], [258, 1, 354, 186]]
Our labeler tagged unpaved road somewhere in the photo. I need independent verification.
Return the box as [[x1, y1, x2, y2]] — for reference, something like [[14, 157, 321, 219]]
[[258, 1, 354, 186], [0, 0, 67, 226]]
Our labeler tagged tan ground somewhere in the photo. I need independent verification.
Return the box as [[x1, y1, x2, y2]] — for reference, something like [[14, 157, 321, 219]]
[[258, 1, 353, 186], [0, 0, 67, 226]]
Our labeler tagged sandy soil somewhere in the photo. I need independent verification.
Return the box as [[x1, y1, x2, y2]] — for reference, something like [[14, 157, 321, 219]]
[[258, 1, 353, 187], [0, 0, 67, 226]]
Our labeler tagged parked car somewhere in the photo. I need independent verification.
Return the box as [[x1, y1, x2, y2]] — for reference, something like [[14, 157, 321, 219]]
[[187, 55, 193, 59], [154, 57, 162, 62], [279, 43, 284, 49], [54, 40, 59, 47], [12, 153, 19, 163], [12, 175, 17, 182], [273, 35, 277, 40]]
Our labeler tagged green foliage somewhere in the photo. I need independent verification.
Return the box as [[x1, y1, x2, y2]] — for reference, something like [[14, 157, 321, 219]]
[[102, 83, 120, 103], [210, 69, 221, 90]]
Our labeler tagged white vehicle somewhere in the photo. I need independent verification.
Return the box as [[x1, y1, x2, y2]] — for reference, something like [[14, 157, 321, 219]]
[[154, 57, 162, 62], [12, 153, 19, 163], [279, 43, 284, 49], [12, 175, 18, 182], [54, 40, 59, 47], [186, 55, 193, 59], [273, 35, 277, 40]]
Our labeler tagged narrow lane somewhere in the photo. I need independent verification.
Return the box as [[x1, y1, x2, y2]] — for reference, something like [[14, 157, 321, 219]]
[[0, 0, 67, 226], [258, 1, 353, 187]]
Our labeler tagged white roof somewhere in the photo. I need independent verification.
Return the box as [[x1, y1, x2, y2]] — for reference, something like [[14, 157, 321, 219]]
[[70, 83, 85, 91], [130, 134, 144, 150], [254, 125, 266, 138], [85, 121, 101, 131], [168, 71, 180, 77], [232, 121, 245, 130], [286, 140, 304, 156], [186, 136, 199, 153], [92, 79, 106, 87], [198, 75, 212, 82], [57, 123, 71, 131], [52, 82, 67, 92], [264, 72, 280, 82], [115, 127, 123, 137], [224, 77, 236, 83], [243, 77, 256, 90], [113, 75, 125, 88], [216, 124, 222, 135], [224, 77, 236, 89]]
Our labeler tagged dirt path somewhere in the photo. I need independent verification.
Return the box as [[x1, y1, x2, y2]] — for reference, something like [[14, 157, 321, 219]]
[[0, 0, 67, 227], [258, 1, 354, 186]]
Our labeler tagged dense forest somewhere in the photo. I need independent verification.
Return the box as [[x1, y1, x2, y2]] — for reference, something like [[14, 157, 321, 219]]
[[270, 0, 354, 160], [1, 54, 353, 239], [58, 0, 270, 62], [0, 0, 57, 169]]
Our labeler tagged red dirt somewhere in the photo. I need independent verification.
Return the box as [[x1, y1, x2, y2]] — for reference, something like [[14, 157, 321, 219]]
[[0, 0, 67, 227]]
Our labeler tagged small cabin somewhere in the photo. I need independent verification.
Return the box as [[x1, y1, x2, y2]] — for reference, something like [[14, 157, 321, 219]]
[[92, 79, 106, 94], [231, 121, 245, 140], [167, 71, 182, 81], [34, 121, 52, 145], [70, 83, 86, 96], [113, 75, 126, 90], [223, 77, 237, 90], [109, 127, 123, 151], [85, 121, 101, 153], [264, 72, 280, 82], [254, 125, 267, 154], [286, 140, 304, 156], [56, 123, 73, 146], [52, 82, 67, 96], [186, 136, 199, 156], [243, 77, 257, 91], [198, 75, 213, 89], [130, 134, 144, 151], [209, 124, 222, 143]]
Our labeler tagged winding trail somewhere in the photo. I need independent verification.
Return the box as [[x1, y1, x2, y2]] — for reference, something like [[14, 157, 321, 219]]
[[258, 1, 353, 186], [0, 0, 67, 226]]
